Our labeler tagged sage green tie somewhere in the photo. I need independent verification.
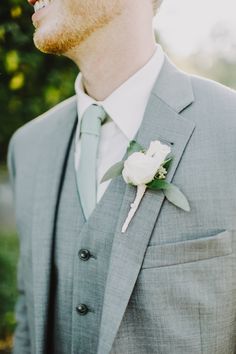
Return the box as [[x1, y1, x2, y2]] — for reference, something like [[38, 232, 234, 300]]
[[76, 104, 107, 220]]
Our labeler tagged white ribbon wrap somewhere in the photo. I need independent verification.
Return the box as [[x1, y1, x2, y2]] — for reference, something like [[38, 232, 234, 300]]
[[121, 184, 147, 233]]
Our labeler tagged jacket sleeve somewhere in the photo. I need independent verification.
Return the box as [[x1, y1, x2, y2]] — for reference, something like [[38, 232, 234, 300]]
[[7, 136, 31, 354]]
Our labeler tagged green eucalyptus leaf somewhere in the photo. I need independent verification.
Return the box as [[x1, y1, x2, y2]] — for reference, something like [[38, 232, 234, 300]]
[[127, 140, 144, 156], [146, 179, 171, 190], [100, 161, 124, 183], [163, 184, 190, 212], [162, 156, 173, 171]]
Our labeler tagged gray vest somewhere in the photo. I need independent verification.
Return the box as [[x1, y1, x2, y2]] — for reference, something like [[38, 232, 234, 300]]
[[49, 124, 126, 354]]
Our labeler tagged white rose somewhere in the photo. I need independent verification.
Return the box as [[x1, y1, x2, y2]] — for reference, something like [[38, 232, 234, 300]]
[[122, 140, 171, 186], [146, 140, 171, 158]]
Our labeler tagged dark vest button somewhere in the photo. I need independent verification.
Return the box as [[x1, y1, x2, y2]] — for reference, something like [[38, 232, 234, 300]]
[[78, 249, 91, 261], [76, 304, 89, 315]]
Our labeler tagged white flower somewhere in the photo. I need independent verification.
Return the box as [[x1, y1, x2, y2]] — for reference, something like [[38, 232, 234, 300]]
[[122, 140, 171, 186], [146, 140, 171, 158]]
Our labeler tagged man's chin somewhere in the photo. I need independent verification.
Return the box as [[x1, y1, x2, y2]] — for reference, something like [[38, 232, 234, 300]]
[[33, 24, 91, 56], [33, 30, 66, 55]]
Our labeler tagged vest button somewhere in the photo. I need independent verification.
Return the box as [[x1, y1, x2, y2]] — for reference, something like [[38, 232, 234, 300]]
[[78, 249, 91, 261], [76, 304, 89, 315]]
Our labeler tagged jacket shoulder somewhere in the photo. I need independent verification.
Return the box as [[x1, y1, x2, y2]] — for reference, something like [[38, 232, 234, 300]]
[[190, 74, 236, 109], [10, 95, 77, 147]]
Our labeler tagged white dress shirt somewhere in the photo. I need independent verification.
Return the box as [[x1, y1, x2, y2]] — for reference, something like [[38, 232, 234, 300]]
[[74, 43, 164, 202]]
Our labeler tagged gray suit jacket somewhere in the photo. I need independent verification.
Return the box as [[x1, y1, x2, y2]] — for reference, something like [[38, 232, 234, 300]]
[[8, 56, 236, 354]]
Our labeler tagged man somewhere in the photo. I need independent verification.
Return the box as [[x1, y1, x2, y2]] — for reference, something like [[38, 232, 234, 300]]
[[7, 0, 236, 353]]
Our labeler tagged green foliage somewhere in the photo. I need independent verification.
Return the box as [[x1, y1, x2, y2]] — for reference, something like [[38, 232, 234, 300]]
[[162, 157, 173, 172], [0, 232, 19, 340], [127, 140, 144, 156], [147, 179, 170, 190], [163, 184, 190, 212], [101, 161, 124, 183], [0, 0, 78, 162]]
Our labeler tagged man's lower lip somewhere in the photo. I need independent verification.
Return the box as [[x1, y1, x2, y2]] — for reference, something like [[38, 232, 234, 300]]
[[32, 4, 51, 24]]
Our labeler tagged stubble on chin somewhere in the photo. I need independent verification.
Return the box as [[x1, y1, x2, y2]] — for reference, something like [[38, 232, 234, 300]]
[[33, 2, 123, 55], [33, 25, 81, 55]]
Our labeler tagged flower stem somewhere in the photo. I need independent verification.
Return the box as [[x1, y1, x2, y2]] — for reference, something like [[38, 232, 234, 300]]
[[121, 184, 147, 233]]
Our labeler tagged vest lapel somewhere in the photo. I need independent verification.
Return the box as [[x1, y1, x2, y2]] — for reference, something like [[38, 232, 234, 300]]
[[98, 57, 196, 354], [31, 98, 78, 354]]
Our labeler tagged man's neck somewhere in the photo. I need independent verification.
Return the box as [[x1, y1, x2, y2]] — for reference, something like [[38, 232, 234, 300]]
[[66, 5, 156, 101]]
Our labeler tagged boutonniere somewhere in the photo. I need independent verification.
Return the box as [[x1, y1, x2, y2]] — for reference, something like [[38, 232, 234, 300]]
[[101, 140, 190, 233]]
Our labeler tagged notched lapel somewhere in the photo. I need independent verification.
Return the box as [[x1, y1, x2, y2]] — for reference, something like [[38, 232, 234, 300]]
[[31, 98, 77, 353], [98, 57, 196, 354]]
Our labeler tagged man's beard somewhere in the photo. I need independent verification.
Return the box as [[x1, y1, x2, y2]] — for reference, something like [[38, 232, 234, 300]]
[[33, 10, 119, 55], [33, 25, 83, 55]]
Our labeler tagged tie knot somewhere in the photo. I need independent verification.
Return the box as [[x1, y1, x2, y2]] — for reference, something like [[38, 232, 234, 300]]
[[80, 104, 107, 136]]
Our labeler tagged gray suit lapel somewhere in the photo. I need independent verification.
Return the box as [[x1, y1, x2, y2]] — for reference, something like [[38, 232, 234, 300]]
[[31, 98, 78, 353], [98, 57, 196, 354]]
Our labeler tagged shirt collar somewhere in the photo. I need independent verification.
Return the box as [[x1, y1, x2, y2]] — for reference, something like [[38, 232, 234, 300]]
[[75, 43, 165, 141]]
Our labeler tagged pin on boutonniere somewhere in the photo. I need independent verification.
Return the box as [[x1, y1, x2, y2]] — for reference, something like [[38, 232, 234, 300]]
[[101, 140, 190, 233]]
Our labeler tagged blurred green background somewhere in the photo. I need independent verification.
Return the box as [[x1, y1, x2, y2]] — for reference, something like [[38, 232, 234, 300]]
[[1, 0, 236, 353]]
